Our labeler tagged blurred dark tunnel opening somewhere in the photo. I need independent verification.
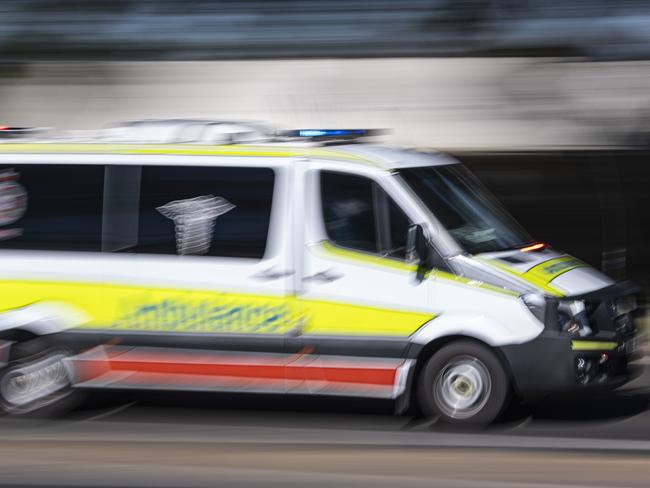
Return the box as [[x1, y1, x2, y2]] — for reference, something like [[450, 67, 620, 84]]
[[455, 149, 650, 300]]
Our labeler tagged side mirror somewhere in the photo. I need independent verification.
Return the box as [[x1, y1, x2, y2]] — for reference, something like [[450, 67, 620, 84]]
[[406, 224, 432, 282]]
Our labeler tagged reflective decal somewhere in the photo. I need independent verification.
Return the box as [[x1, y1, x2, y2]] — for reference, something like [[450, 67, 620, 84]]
[[317, 241, 518, 297], [526, 256, 586, 282], [112, 297, 291, 334], [302, 297, 433, 336], [478, 255, 567, 296], [0, 143, 376, 165], [0, 281, 297, 335], [571, 340, 618, 351], [69, 345, 410, 399], [157, 195, 235, 255], [0, 279, 435, 337]]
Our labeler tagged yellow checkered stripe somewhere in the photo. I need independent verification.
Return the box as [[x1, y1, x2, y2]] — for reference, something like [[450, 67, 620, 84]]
[[316, 241, 519, 297], [479, 255, 587, 297], [571, 340, 618, 351], [0, 278, 432, 337]]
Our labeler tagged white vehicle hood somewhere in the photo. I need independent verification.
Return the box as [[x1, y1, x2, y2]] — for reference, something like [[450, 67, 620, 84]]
[[476, 247, 614, 297]]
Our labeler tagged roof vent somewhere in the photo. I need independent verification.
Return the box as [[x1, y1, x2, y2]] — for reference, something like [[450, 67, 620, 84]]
[[0, 126, 49, 139], [102, 119, 270, 144]]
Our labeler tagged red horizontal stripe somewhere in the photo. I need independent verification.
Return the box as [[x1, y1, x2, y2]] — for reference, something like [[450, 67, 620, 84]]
[[107, 359, 396, 386], [286, 364, 395, 386], [109, 359, 287, 380], [72, 351, 399, 387], [75, 370, 395, 397]]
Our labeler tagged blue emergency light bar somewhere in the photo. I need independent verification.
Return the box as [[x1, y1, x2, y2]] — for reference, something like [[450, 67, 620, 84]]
[[279, 129, 384, 139], [298, 129, 367, 137]]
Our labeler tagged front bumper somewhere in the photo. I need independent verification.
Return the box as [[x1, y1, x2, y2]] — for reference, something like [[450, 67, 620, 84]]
[[502, 282, 641, 401], [500, 331, 638, 401]]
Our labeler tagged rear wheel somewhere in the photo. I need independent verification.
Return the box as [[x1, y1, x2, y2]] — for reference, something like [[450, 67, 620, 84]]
[[0, 339, 79, 416], [417, 341, 510, 424]]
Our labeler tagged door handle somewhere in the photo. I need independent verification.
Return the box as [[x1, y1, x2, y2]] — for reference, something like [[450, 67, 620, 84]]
[[303, 269, 344, 283], [251, 268, 294, 281]]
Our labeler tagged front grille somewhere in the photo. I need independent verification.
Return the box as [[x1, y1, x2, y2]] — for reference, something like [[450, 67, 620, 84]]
[[585, 293, 638, 338], [615, 314, 636, 339]]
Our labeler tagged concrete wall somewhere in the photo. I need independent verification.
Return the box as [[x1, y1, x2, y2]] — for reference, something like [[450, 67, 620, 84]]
[[1, 58, 649, 148]]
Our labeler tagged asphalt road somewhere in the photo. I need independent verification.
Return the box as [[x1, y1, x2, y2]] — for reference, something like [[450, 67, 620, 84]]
[[1, 357, 649, 487]]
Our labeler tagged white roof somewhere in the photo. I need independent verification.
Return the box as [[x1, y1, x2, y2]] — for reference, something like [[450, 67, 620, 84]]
[[0, 119, 460, 171], [331, 144, 458, 170]]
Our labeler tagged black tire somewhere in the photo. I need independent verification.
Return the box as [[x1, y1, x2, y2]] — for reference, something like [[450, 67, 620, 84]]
[[0, 338, 82, 417], [417, 341, 510, 425]]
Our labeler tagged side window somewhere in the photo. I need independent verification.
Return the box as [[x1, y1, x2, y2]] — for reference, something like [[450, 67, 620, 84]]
[[0, 164, 104, 251], [320, 171, 377, 253], [386, 198, 411, 259], [320, 171, 412, 259], [134, 165, 275, 258]]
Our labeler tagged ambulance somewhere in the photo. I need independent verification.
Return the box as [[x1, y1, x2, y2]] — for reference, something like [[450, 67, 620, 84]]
[[0, 123, 640, 423]]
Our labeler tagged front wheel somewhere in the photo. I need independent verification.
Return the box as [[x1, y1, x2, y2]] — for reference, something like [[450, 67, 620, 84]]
[[417, 341, 510, 424]]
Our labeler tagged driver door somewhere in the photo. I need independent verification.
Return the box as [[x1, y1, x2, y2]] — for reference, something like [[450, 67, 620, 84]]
[[293, 167, 433, 397]]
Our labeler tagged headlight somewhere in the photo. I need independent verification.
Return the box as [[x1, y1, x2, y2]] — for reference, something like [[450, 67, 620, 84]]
[[557, 300, 592, 337], [521, 293, 547, 325], [522, 295, 592, 336]]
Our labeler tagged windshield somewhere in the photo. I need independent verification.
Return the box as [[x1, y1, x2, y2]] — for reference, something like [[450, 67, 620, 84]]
[[398, 164, 533, 254]]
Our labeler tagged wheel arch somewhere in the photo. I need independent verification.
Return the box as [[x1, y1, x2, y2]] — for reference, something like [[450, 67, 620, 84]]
[[400, 334, 516, 416], [0, 302, 87, 365], [0, 302, 87, 337]]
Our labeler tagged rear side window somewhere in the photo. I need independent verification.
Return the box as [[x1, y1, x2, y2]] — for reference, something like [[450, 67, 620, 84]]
[[0, 163, 275, 258], [105, 165, 275, 259], [0, 164, 104, 251]]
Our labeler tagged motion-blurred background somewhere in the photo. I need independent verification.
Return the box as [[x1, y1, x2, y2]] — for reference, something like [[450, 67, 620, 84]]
[[1, 3, 650, 487], [1, 0, 649, 292]]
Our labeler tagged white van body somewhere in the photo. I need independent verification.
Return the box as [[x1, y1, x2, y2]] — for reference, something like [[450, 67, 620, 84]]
[[0, 135, 639, 422]]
